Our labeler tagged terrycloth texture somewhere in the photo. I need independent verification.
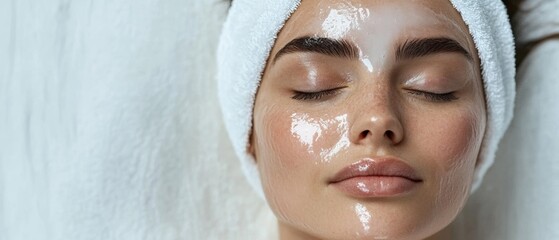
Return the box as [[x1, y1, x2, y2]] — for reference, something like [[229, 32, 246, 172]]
[[217, 1, 302, 198], [0, 1, 276, 239], [217, 0, 515, 197], [453, 39, 559, 240], [451, 2, 559, 238], [447, 0, 516, 191], [512, 0, 559, 47]]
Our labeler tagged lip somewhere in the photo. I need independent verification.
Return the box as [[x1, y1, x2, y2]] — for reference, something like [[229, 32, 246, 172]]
[[328, 157, 423, 198]]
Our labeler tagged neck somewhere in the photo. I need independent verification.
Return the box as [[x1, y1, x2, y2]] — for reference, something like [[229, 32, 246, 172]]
[[425, 225, 453, 240], [278, 222, 321, 240], [278, 221, 453, 240]]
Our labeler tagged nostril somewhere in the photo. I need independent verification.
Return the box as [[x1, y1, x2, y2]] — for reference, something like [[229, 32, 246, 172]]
[[384, 130, 395, 141], [359, 130, 370, 140]]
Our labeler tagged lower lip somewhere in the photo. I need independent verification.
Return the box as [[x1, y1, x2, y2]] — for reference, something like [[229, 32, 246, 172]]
[[331, 176, 420, 198]]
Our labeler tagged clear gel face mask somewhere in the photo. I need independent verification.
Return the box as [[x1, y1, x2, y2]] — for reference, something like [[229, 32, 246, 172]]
[[251, 0, 486, 239]]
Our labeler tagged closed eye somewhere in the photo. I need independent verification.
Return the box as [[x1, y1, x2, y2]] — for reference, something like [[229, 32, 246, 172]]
[[292, 87, 347, 101], [407, 90, 458, 102]]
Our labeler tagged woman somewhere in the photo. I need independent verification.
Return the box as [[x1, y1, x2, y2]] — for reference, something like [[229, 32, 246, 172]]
[[218, 0, 515, 239]]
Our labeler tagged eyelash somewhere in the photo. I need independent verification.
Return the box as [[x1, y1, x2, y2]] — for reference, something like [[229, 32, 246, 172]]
[[291, 87, 345, 101], [291, 88, 458, 102], [407, 90, 458, 102]]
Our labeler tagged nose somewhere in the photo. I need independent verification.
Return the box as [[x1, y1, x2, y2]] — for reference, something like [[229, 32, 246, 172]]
[[349, 92, 404, 147]]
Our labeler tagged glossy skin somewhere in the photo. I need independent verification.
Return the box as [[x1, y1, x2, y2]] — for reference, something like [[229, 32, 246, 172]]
[[250, 0, 487, 239]]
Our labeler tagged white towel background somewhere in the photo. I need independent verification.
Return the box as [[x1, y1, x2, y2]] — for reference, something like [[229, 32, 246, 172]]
[[0, 0, 557, 239]]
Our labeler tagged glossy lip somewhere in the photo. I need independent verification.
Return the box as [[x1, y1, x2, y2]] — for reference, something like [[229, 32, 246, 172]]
[[328, 157, 423, 198]]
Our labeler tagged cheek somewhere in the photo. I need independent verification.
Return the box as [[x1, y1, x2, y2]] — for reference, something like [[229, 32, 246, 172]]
[[252, 106, 323, 199], [254, 107, 350, 169], [411, 106, 484, 174], [254, 109, 318, 169], [434, 114, 480, 172], [252, 105, 352, 222], [410, 106, 485, 215], [252, 106, 299, 218]]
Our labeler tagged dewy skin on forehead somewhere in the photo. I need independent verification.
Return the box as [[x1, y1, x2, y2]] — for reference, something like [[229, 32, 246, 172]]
[[320, 1, 370, 39], [316, 0, 477, 75], [250, 0, 488, 239]]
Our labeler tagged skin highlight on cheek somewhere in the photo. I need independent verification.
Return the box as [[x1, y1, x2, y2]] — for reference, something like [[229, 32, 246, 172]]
[[318, 114, 351, 162], [258, 111, 352, 168], [290, 113, 351, 163]]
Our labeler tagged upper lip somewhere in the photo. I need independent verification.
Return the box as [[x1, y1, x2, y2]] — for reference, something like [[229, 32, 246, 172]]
[[328, 157, 423, 183]]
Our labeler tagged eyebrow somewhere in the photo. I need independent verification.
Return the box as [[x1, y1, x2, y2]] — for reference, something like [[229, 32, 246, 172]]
[[272, 36, 472, 64], [396, 37, 473, 62], [273, 36, 359, 63]]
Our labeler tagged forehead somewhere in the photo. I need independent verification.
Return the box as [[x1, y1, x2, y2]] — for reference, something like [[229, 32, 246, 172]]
[[271, 0, 476, 61]]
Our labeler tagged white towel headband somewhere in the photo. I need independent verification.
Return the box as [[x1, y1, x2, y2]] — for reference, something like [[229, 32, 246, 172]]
[[217, 0, 515, 198]]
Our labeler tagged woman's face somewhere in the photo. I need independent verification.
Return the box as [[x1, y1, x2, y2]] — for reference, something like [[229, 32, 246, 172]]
[[251, 0, 486, 239]]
